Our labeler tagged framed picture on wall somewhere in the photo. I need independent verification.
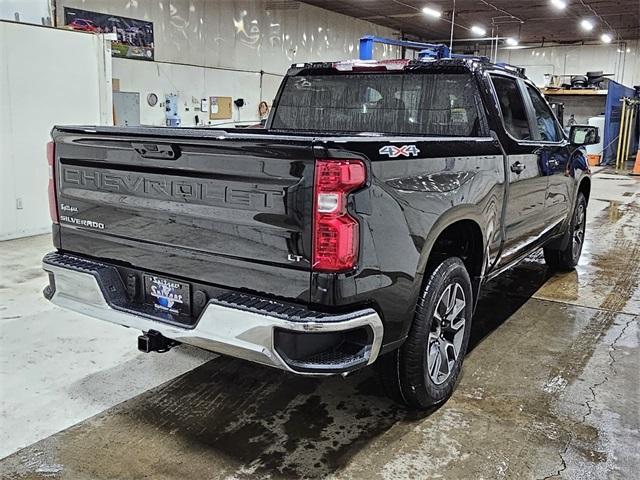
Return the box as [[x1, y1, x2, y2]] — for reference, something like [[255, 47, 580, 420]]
[[64, 7, 154, 61]]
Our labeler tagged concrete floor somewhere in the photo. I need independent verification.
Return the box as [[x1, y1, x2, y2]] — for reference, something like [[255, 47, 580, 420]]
[[0, 169, 638, 479]]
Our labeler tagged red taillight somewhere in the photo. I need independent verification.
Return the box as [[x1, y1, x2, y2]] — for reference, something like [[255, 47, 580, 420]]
[[312, 159, 366, 272], [47, 141, 59, 224]]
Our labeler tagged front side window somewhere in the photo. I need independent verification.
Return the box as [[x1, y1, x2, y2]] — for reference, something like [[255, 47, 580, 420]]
[[271, 72, 482, 137], [490, 75, 531, 140], [526, 85, 563, 142]]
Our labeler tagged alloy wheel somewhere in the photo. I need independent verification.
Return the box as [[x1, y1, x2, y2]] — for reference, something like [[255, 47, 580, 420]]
[[426, 282, 467, 385]]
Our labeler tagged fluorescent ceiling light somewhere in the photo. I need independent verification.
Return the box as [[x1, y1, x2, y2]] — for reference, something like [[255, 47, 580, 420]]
[[506, 37, 519, 46], [550, 0, 567, 9], [601, 33, 612, 43], [471, 25, 486, 36], [580, 19, 594, 31], [422, 6, 442, 18]]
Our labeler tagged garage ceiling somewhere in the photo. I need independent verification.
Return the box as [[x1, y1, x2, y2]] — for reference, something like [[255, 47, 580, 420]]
[[302, 0, 640, 44]]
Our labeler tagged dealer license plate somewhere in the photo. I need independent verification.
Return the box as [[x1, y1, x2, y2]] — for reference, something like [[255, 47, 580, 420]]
[[144, 274, 191, 316]]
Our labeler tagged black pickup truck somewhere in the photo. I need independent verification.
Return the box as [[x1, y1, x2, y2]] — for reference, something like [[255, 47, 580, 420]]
[[43, 56, 597, 409]]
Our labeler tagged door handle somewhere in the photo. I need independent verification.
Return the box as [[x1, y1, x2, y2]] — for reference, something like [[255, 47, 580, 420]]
[[510, 161, 526, 174]]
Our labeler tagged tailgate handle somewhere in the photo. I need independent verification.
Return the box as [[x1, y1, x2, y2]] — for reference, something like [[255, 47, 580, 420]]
[[132, 143, 181, 160]]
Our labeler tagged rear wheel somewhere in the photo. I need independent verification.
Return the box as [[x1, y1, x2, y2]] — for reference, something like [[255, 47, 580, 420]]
[[377, 257, 473, 409], [544, 192, 587, 271]]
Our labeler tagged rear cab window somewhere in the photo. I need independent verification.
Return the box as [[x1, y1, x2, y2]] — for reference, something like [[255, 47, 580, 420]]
[[271, 72, 483, 137], [489, 75, 532, 141]]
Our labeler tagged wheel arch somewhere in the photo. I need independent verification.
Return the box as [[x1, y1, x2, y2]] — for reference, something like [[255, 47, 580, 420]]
[[578, 175, 591, 205], [416, 208, 487, 308]]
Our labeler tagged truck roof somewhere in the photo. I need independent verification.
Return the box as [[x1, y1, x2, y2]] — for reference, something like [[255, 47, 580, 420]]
[[287, 56, 526, 79]]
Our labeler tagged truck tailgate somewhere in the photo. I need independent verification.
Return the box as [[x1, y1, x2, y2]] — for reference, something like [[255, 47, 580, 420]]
[[52, 127, 315, 302]]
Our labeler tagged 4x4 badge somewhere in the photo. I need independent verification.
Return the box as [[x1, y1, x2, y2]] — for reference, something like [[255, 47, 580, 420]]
[[379, 145, 420, 158]]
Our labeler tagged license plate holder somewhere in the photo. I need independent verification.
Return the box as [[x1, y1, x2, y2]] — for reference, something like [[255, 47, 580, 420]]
[[144, 274, 191, 316]]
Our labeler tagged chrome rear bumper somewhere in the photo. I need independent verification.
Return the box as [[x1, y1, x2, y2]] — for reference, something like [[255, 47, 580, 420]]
[[43, 252, 383, 375]]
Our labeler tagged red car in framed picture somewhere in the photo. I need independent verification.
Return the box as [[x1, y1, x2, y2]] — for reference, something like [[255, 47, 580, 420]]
[[68, 18, 99, 32]]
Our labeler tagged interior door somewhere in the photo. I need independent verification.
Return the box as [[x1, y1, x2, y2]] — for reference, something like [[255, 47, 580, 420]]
[[489, 74, 549, 265], [524, 83, 572, 227]]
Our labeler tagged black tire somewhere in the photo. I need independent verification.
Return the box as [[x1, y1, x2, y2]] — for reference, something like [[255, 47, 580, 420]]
[[543, 192, 587, 271], [377, 257, 473, 409]]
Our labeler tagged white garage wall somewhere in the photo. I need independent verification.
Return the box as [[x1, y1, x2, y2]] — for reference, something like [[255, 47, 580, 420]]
[[57, 0, 400, 126], [112, 61, 264, 126], [497, 40, 640, 88], [0, 22, 110, 240], [112, 63, 289, 127]]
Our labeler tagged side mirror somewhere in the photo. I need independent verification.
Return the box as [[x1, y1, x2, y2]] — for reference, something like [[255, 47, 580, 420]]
[[569, 125, 600, 146]]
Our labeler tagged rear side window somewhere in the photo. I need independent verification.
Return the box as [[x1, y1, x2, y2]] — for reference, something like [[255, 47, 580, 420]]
[[490, 75, 531, 140], [526, 85, 563, 142], [271, 73, 482, 136]]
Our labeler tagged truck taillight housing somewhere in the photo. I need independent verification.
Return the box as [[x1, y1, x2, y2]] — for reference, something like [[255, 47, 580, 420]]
[[312, 159, 366, 272], [47, 141, 59, 224]]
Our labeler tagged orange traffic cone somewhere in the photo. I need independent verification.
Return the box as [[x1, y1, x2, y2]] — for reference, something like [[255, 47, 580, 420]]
[[632, 150, 640, 176]]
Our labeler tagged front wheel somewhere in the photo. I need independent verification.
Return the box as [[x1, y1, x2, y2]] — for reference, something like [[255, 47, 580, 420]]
[[544, 192, 587, 271], [377, 257, 473, 409]]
